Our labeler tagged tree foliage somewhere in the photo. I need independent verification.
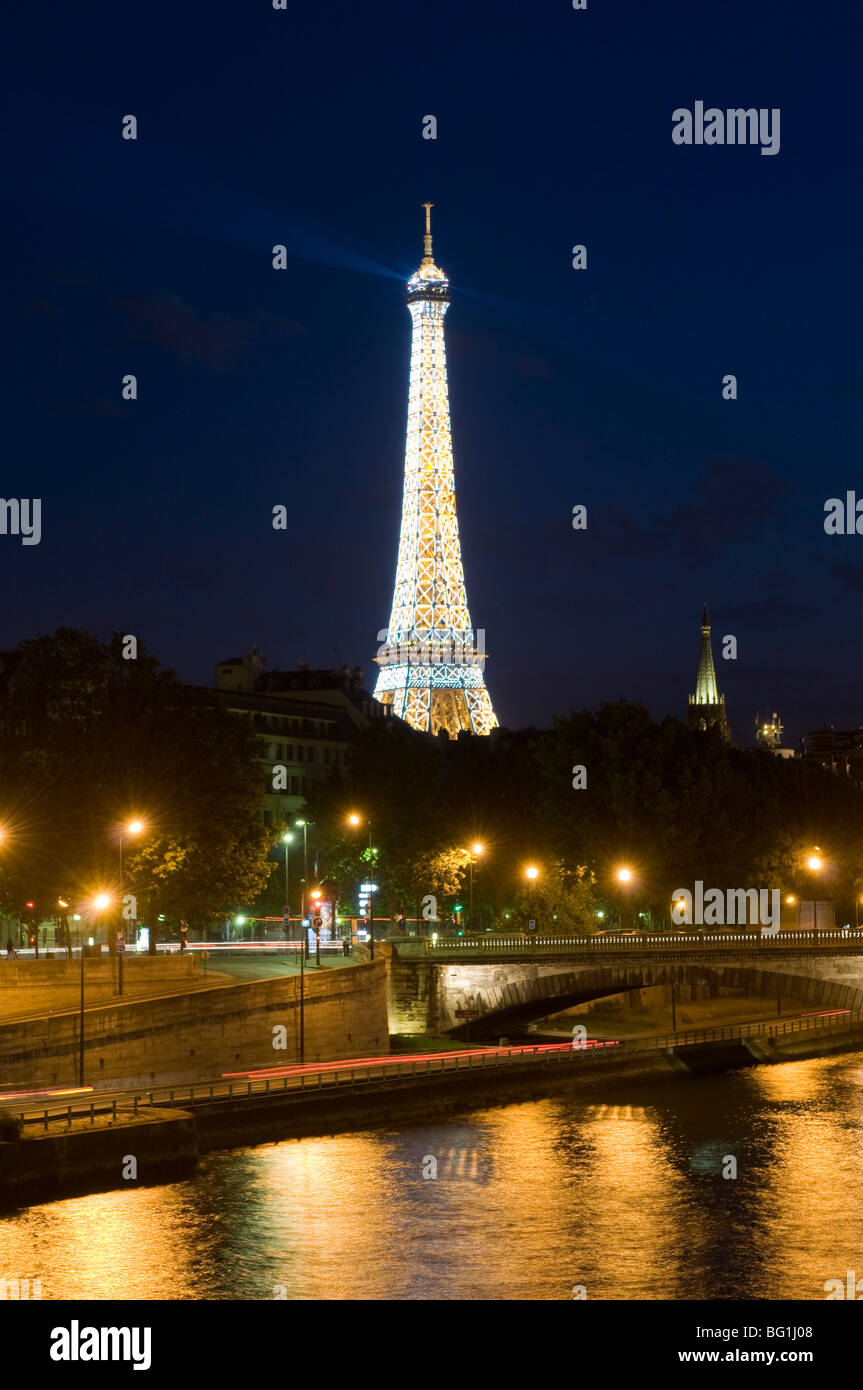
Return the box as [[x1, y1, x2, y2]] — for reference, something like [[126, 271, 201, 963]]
[[304, 701, 863, 929], [0, 629, 274, 930]]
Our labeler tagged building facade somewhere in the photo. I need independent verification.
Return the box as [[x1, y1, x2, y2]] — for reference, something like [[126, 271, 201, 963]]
[[213, 648, 389, 824], [804, 726, 863, 782]]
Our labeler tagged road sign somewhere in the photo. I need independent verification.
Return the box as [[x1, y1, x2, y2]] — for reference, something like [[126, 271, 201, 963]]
[[313, 916, 323, 928], [455, 1007, 481, 1019], [115, 931, 125, 955], [528, 919, 536, 931], [200, 951, 210, 960]]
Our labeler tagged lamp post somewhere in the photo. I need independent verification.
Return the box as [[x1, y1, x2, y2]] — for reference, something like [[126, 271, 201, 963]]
[[118, 819, 145, 953], [616, 866, 633, 931], [119, 819, 144, 897], [807, 851, 822, 932], [469, 842, 484, 934], [295, 820, 309, 890], [349, 813, 377, 959], [525, 865, 539, 933], [295, 820, 312, 955], [282, 832, 294, 938]]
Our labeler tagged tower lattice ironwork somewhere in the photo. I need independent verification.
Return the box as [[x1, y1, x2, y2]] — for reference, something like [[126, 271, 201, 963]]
[[373, 205, 498, 736]]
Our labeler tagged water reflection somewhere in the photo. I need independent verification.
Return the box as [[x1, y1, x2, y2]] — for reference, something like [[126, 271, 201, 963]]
[[2, 1055, 863, 1300]]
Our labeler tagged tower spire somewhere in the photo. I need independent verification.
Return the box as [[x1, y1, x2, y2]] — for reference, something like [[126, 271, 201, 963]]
[[687, 606, 731, 740], [422, 201, 434, 261]]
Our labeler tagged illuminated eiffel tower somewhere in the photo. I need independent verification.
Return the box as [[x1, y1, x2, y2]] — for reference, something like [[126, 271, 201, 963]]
[[373, 205, 498, 736]]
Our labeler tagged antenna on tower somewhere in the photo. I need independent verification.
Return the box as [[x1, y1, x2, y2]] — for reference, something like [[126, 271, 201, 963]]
[[422, 201, 434, 260]]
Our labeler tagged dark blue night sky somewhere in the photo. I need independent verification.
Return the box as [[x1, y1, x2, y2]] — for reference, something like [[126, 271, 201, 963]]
[[5, 0, 862, 742]]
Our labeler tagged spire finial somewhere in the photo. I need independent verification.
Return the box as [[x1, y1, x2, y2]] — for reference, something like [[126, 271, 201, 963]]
[[422, 201, 434, 260]]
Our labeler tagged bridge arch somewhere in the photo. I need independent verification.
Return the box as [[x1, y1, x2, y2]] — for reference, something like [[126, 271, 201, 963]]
[[433, 962, 863, 1039]]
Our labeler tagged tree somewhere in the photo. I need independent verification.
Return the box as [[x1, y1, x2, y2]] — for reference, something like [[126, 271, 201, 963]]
[[0, 629, 275, 931]]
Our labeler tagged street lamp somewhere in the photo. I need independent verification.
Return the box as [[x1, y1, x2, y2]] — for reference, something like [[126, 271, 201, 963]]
[[118, 818, 145, 952], [295, 819, 314, 947], [348, 812, 377, 959], [119, 818, 145, 894], [282, 832, 294, 938], [469, 842, 484, 934], [524, 865, 539, 931], [807, 849, 823, 931], [616, 866, 633, 930]]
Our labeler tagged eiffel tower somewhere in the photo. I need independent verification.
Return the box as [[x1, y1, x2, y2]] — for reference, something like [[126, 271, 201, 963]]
[[373, 206, 498, 736]]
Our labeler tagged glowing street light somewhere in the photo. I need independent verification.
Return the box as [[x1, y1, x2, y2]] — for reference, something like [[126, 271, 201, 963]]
[[807, 849, 823, 931], [348, 812, 377, 958], [468, 842, 484, 933], [524, 864, 539, 932], [117, 818, 147, 949], [616, 866, 635, 931], [93, 893, 111, 912], [281, 831, 294, 937]]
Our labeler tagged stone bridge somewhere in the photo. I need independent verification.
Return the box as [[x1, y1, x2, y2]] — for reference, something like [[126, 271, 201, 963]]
[[383, 938, 863, 1038]]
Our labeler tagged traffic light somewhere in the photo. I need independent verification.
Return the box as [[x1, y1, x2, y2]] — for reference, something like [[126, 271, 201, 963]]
[[25, 901, 35, 911]]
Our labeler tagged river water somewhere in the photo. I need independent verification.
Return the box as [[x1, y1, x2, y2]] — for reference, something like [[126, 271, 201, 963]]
[[3, 1053, 863, 1301]]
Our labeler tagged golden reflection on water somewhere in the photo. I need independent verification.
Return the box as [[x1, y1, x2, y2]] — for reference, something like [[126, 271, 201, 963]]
[[2, 1055, 863, 1300], [747, 1059, 863, 1302]]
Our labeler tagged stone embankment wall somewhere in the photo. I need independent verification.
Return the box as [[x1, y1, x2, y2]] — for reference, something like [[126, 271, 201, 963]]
[[0, 960, 388, 1090], [0, 956, 201, 1018]]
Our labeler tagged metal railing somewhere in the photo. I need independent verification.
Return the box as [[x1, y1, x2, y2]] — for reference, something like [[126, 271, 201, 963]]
[[420, 931, 863, 955], [13, 1011, 861, 1131]]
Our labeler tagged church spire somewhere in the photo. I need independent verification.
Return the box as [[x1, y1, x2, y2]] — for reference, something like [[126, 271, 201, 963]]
[[687, 606, 731, 740]]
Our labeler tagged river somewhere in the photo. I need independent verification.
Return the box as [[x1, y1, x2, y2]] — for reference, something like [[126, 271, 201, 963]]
[[3, 1052, 863, 1301]]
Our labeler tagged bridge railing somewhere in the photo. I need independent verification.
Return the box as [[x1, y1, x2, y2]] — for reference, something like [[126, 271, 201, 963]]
[[420, 931, 863, 953], [12, 1010, 862, 1131]]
